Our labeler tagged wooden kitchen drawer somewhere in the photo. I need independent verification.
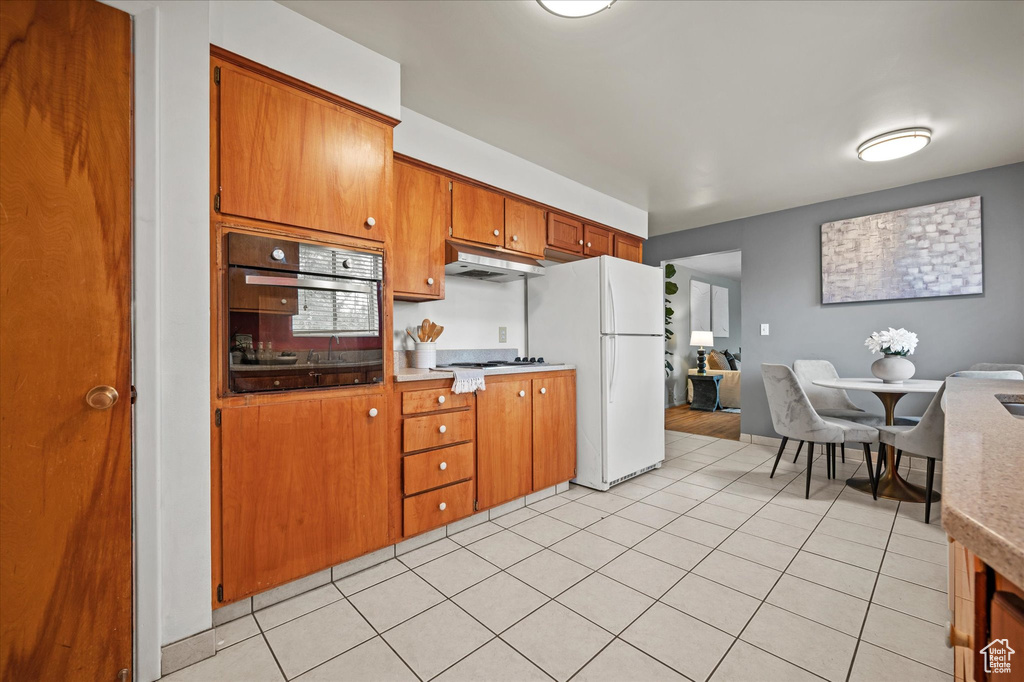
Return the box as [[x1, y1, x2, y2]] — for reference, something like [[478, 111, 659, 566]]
[[403, 480, 474, 537], [403, 410, 474, 453], [230, 373, 317, 392], [403, 442, 475, 496], [402, 387, 474, 415]]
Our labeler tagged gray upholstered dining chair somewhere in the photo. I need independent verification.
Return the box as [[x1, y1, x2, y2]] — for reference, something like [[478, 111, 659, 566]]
[[970, 362, 1024, 375], [762, 364, 880, 499], [792, 359, 917, 464]]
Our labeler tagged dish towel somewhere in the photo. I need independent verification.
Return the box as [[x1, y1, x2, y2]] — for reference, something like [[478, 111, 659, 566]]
[[452, 368, 486, 394]]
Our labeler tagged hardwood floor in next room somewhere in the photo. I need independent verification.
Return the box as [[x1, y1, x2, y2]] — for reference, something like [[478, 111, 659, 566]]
[[665, 405, 741, 441]]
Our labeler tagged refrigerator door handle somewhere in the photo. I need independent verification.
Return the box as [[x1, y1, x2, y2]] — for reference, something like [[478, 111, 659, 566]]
[[607, 276, 616, 335], [608, 336, 617, 403]]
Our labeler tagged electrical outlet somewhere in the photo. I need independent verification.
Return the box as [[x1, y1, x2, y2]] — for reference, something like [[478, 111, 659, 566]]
[[499, 326, 507, 343], [760, 323, 770, 336]]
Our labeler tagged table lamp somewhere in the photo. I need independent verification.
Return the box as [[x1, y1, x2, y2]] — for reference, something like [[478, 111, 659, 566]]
[[690, 331, 714, 375]]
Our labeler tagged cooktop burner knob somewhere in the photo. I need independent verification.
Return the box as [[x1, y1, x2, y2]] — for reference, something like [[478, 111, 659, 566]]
[[528, 357, 537, 363], [515, 357, 522, 362], [537, 357, 545, 363]]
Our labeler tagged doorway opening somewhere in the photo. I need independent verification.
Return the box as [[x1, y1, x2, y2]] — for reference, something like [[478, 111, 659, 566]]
[[662, 250, 742, 440]]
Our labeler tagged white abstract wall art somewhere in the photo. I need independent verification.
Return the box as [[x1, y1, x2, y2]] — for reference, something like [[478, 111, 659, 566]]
[[690, 279, 711, 332], [712, 285, 730, 337], [821, 196, 983, 304]]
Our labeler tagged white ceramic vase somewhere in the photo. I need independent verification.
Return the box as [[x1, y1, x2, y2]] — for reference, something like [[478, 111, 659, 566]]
[[871, 354, 915, 384]]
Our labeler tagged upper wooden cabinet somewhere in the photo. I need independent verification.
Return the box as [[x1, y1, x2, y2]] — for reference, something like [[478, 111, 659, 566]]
[[394, 162, 448, 300], [219, 394, 389, 601], [532, 375, 577, 491], [547, 213, 584, 254], [614, 234, 643, 263], [452, 181, 503, 247], [583, 225, 613, 257], [214, 54, 394, 242], [504, 198, 545, 258], [476, 379, 533, 509]]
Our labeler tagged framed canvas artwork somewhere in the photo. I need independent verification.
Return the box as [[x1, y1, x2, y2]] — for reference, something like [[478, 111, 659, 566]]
[[712, 285, 730, 337], [690, 279, 711, 332], [821, 196, 982, 304]]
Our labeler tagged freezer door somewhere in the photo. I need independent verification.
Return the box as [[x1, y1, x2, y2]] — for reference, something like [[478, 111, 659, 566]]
[[600, 257, 663, 335], [601, 334, 666, 483]]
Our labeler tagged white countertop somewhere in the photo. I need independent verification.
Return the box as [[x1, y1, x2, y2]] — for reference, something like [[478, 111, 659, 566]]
[[395, 364, 575, 383]]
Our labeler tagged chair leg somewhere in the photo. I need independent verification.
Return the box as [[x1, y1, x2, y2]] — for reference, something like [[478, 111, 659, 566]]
[[805, 443, 814, 499], [895, 449, 903, 474], [925, 458, 936, 524], [792, 440, 804, 464], [829, 444, 835, 479], [770, 437, 788, 478], [862, 443, 877, 499], [841, 442, 845, 464], [875, 443, 885, 482]]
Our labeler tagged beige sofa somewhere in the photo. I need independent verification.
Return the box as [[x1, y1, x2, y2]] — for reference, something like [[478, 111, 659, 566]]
[[687, 368, 741, 409]]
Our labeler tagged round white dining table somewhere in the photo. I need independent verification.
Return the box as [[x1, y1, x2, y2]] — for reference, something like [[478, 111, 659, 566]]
[[812, 377, 943, 502]]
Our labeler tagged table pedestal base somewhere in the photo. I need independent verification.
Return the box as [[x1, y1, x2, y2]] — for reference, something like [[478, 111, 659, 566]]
[[846, 471, 942, 503]]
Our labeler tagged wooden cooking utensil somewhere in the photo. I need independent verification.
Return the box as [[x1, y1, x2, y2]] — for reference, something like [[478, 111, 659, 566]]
[[430, 325, 444, 342], [420, 318, 431, 342], [406, 329, 418, 342]]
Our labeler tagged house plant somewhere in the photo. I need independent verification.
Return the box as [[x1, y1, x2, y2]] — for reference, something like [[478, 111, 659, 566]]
[[664, 264, 678, 403], [865, 327, 919, 383]]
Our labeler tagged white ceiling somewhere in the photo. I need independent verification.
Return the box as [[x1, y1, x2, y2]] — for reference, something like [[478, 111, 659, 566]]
[[281, 0, 1024, 235], [669, 251, 742, 281]]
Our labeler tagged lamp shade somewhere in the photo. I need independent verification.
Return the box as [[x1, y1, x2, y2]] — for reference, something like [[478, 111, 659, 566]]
[[690, 331, 714, 347]]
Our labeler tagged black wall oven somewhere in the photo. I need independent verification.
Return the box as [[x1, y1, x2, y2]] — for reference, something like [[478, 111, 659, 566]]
[[226, 232, 384, 393]]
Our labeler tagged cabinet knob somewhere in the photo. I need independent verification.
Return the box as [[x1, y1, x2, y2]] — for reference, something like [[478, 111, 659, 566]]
[[426, 277, 434, 285], [519, 390, 526, 397], [540, 387, 547, 394], [437, 395, 446, 404], [493, 229, 500, 236], [273, 380, 281, 387], [366, 217, 376, 227], [85, 385, 118, 410], [578, 239, 584, 245], [586, 242, 592, 248], [280, 298, 288, 304], [368, 408, 378, 418], [439, 461, 448, 471], [512, 235, 518, 242], [271, 248, 285, 261], [946, 622, 971, 649], [438, 502, 447, 511], [342, 258, 352, 269], [439, 425, 447, 433]]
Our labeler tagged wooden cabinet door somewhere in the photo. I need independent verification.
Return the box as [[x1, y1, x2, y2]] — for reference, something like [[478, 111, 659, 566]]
[[452, 181, 504, 246], [220, 395, 388, 600], [532, 376, 577, 490], [584, 225, 613, 257], [614, 234, 643, 262], [504, 198, 545, 257], [547, 213, 583, 254], [394, 162, 448, 299], [477, 380, 533, 509], [218, 61, 391, 242]]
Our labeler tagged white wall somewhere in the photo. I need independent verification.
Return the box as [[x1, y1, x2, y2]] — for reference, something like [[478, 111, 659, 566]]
[[394, 279, 528, 355], [395, 108, 648, 237]]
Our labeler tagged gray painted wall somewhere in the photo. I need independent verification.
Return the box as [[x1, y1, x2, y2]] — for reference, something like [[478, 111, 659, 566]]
[[645, 162, 1024, 438], [663, 261, 742, 406]]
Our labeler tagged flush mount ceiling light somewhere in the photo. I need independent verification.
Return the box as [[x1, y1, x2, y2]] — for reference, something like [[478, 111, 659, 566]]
[[857, 127, 932, 162], [537, 0, 616, 18]]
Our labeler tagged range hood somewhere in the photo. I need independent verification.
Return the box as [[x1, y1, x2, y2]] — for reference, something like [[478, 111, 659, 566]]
[[444, 242, 545, 283]]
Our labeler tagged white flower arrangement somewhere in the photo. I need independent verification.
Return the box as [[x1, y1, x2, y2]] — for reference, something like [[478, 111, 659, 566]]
[[865, 327, 919, 356]]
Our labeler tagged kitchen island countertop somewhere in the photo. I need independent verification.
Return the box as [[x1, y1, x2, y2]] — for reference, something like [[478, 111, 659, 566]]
[[395, 364, 575, 383]]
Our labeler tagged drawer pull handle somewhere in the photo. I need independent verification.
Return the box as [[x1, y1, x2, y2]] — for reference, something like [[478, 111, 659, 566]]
[[578, 239, 584, 245], [437, 395, 446, 404], [271, 248, 286, 261], [368, 408, 378, 418], [438, 502, 447, 511], [427, 277, 434, 285], [519, 390, 526, 397], [273, 380, 280, 387], [439, 425, 447, 434], [439, 462, 448, 470], [540, 387, 547, 394], [587, 242, 592, 248], [366, 216, 376, 227], [493, 229, 500, 236], [512, 235, 518, 242]]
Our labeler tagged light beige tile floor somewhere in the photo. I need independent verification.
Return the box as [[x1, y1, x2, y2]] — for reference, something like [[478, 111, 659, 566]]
[[167, 433, 952, 681]]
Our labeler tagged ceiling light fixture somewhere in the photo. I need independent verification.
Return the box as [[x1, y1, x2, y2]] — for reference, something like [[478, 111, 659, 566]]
[[537, 0, 616, 18], [857, 127, 932, 162]]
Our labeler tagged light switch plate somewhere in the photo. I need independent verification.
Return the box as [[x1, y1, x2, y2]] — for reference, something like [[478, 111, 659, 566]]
[[499, 326, 507, 343], [760, 323, 770, 336]]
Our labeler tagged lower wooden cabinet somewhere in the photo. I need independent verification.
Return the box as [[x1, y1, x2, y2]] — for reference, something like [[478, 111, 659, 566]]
[[218, 394, 388, 601], [477, 378, 534, 509], [403, 480, 475, 537], [532, 375, 577, 490], [403, 442, 475, 496]]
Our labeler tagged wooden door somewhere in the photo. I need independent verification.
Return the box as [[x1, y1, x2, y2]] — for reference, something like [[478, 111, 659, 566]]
[[614, 234, 643, 262], [584, 225, 613, 257], [504, 198, 545, 258], [547, 213, 583, 254], [451, 181, 503, 247], [217, 58, 391, 242], [477, 380, 533, 509], [220, 395, 389, 600], [1, 2, 133, 680], [394, 162, 448, 300], [532, 376, 577, 491]]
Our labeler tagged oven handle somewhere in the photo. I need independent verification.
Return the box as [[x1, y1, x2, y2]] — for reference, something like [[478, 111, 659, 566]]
[[245, 274, 375, 294]]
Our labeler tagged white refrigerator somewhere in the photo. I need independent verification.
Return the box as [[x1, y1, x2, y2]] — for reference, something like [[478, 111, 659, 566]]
[[528, 256, 665, 490]]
